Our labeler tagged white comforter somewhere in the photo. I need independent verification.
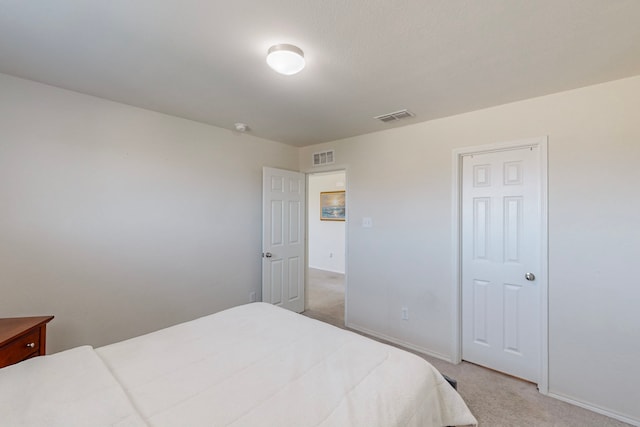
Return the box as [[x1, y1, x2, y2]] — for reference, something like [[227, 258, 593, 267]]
[[0, 345, 146, 427], [0, 303, 477, 427]]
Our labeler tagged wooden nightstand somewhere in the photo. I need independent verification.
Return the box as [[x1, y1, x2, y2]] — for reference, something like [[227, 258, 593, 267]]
[[0, 316, 54, 369]]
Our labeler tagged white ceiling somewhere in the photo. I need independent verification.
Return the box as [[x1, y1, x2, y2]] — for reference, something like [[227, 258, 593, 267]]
[[1, 1, 639, 147]]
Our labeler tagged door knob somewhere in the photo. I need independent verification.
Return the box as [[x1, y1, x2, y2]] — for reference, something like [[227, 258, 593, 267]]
[[525, 272, 535, 281], [264, 252, 273, 258]]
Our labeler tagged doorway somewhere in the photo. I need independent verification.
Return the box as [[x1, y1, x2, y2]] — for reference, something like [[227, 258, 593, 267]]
[[453, 137, 548, 392], [305, 171, 346, 327]]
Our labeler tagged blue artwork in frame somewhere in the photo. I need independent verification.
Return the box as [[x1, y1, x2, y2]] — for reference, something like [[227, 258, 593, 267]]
[[320, 191, 345, 221]]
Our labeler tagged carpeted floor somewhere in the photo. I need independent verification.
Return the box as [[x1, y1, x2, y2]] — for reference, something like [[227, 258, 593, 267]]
[[303, 268, 632, 427], [304, 267, 345, 327]]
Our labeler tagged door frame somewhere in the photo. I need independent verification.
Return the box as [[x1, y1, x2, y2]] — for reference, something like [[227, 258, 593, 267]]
[[451, 137, 549, 393], [302, 165, 349, 326]]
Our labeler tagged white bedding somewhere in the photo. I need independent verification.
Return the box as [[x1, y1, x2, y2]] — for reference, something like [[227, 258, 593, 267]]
[[96, 303, 477, 427], [0, 345, 147, 427], [0, 303, 476, 427]]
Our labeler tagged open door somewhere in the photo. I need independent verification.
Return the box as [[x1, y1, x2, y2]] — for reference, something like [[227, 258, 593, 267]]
[[262, 167, 305, 312]]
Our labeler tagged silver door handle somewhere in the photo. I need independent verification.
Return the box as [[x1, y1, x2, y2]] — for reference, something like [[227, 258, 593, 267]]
[[525, 272, 535, 281], [264, 252, 273, 258]]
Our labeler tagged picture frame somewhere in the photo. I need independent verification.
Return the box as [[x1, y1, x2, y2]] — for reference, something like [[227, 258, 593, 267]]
[[320, 191, 345, 221]]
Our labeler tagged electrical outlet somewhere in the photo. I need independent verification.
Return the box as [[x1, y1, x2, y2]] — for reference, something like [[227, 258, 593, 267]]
[[401, 307, 409, 321], [249, 292, 256, 303]]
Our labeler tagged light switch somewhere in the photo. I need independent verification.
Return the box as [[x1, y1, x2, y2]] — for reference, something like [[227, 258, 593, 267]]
[[362, 217, 373, 228]]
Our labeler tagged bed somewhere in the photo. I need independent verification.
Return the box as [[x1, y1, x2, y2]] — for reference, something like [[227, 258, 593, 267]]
[[0, 302, 477, 427]]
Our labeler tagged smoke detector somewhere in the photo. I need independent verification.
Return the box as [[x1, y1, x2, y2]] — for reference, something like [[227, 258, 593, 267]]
[[234, 123, 249, 132]]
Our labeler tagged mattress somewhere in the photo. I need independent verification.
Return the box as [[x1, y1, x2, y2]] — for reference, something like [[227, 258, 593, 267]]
[[0, 303, 477, 427]]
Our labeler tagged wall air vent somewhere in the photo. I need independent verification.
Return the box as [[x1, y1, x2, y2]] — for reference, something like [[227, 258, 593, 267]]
[[374, 109, 415, 123], [312, 150, 335, 167]]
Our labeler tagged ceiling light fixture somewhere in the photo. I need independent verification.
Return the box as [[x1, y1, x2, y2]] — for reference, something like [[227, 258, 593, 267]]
[[266, 44, 305, 75]]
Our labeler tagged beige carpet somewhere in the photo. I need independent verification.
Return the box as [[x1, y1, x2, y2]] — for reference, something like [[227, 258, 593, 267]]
[[303, 268, 631, 427], [304, 267, 346, 328]]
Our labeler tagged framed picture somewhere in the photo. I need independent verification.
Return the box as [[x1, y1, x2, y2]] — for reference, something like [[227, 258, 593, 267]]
[[320, 191, 345, 221]]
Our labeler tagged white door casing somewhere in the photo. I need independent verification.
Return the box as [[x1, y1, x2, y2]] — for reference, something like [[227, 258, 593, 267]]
[[262, 167, 305, 313], [460, 142, 545, 384]]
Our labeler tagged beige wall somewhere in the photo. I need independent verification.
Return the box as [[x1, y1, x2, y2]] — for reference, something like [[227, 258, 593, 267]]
[[299, 76, 640, 423], [0, 73, 298, 353], [2, 69, 639, 423]]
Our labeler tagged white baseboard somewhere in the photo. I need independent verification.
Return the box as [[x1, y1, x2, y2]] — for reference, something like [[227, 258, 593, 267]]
[[547, 392, 639, 426], [347, 322, 639, 426], [346, 323, 639, 426], [346, 322, 452, 363], [308, 265, 345, 275]]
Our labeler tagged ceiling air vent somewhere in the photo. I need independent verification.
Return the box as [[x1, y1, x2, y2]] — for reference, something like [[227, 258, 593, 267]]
[[312, 150, 335, 167], [374, 109, 415, 123]]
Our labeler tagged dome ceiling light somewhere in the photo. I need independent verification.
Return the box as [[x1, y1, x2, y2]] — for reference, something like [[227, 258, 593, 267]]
[[266, 44, 305, 75]]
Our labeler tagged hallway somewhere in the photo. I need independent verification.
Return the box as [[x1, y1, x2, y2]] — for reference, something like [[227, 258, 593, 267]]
[[303, 268, 344, 328]]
